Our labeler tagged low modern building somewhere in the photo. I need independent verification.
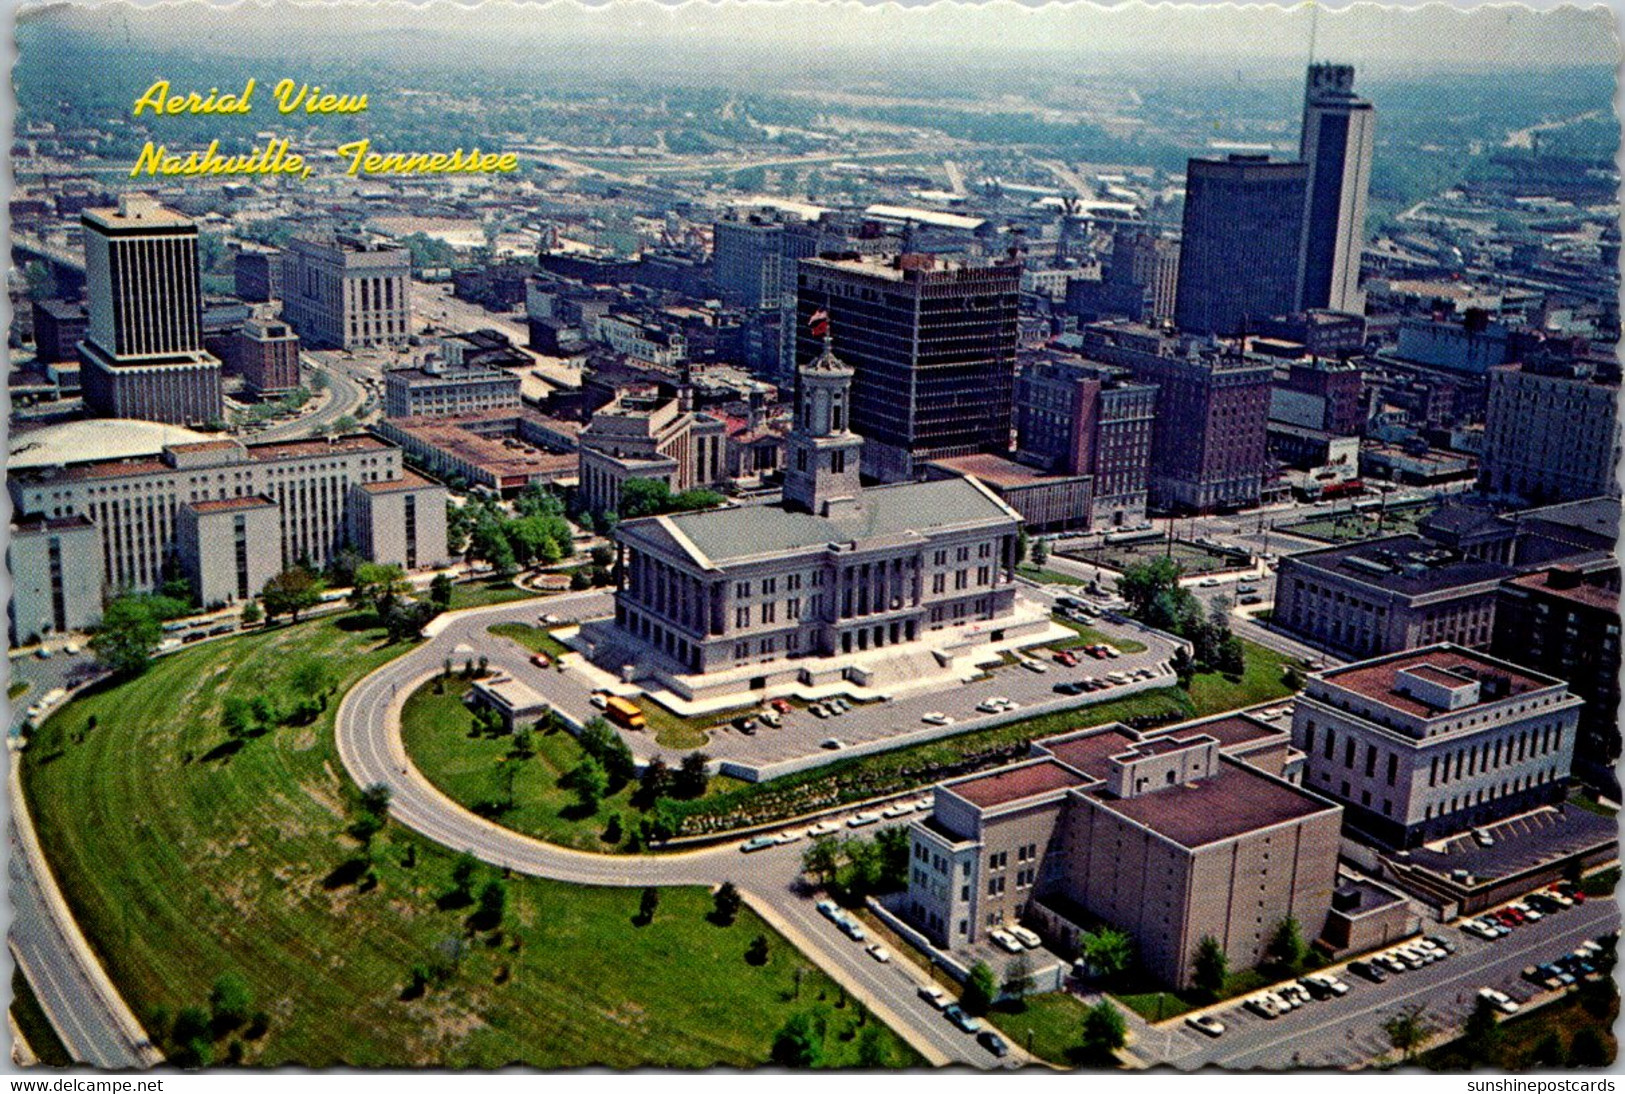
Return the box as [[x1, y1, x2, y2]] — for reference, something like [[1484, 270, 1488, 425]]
[[1273, 535, 1512, 658], [7, 421, 449, 609], [581, 342, 1042, 701], [9, 515, 102, 645], [923, 453, 1094, 535], [384, 361, 522, 419], [372, 408, 580, 494], [903, 711, 1342, 989], [173, 495, 282, 608], [1290, 645, 1580, 848]]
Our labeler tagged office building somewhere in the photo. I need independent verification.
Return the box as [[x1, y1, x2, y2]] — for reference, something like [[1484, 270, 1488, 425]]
[[384, 361, 522, 419], [173, 496, 282, 608], [796, 254, 1021, 482], [234, 246, 283, 303], [1480, 359, 1622, 504], [9, 515, 103, 645], [1290, 645, 1580, 848], [1068, 227, 1180, 325], [1494, 566, 1621, 793], [1269, 355, 1366, 436], [577, 390, 728, 516], [1296, 64, 1376, 314], [7, 422, 448, 604], [714, 213, 787, 310], [77, 195, 223, 426], [1079, 323, 1273, 512], [1274, 535, 1512, 658], [372, 409, 580, 495], [904, 712, 1341, 989], [587, 343, 1038, 699], [234, 314, 302, 395], [31, 298, 88, 364], [282, 233, 411, 350], [1013, 355, 1156, 528], [1175, 155, 1307, 337]]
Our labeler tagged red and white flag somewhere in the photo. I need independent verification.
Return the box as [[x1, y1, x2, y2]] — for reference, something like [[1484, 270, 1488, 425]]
[[807, 308, 829, 338]]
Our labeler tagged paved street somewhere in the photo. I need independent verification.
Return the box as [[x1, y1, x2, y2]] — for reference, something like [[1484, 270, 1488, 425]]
[[1149, 897, 1620, 1070], [247, 352, 370, 442], [337, 590, 1022, 1067]]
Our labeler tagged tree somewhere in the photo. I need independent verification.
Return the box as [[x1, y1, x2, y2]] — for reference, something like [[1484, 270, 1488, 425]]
[[1118, 557, 1184, 620], [290, 656, 335, 698], [578, 717, 636, 790], [209, 972, 252, 1035], [430, 572, 454, 609], [802, 836, 842, 886], [673, 752, 710, 799], [1529, 1031, 1567, 1068], [169, 1005, 215, 1068], [90, 596, 163, 678], [771, 1011, 826, 1068], [1460, 994, 1503, 1065], [1264, 917, 1306, 974], [1192, 935, 1227, 1000], [451, 852, 480, 900], [1001, 955, 1035, 1006], [240, 600, 262, 626], [1570, 1027, 1612, 1068], [475, 879, 507, 930], [1016, 528, 1030, 566], [1216, 633, 1247, 676], [261, 566, 325, 623], [1076, 1000, 1127, 1067], [1079, 927, 1136, 984], [638, 886, 660, 925], [745, 933, 770, 966], [562, 756, 608, 813], [358, 783, 392, 820], [1032, 536, 1050, 567], [1170, 645, 1196, 687], [1382, 1005, 1427, 1062], [352, 562, 410, 611], [712, 881, 742, 926], [620, 478, 674, 519], [961, 961, 996, 1017], [634, 756, 671, 809], [856, 1023, 891, 1068]]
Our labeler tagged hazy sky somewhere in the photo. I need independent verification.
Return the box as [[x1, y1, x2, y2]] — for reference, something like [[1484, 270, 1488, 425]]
[[21, 0, 1620, 75]]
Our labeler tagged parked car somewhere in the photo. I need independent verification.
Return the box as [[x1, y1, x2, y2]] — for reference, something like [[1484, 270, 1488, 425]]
[[881, 803, 913, 819], [589, 693, 609, 710], [977, 1030, 1010, 1058], [921, 712, 953, 725], [838, 917, 866, 942], [1349, 960, 1388, 984], [1020, 658, 1048, 673], [1007, 925, 1042, 949], [740, 836, 777, 853], [773, 829, 802, 846], [1478, 987, 1520, 1015], [759, 710, 782, 728], [1186, 1014, 1226, 1038], [865, 943, 891, 963], [769, 698, 793, 714], [918, 984, 949, 1009], [530, 652, 551, 668], [1462, 919, 1500, 941], [846, 811, 879, 827], [944, 1005, 982, 1034], [1424, 935, 1457, 955], [1054, 681, 1086, 696], [1243, 995, 1280, 1020], [1053, 650, 1078, 667], [989, 929, 1024, 955], [811, 704, 830, 719], [808, 821, 842, 838], [820, 738, 846, 750]]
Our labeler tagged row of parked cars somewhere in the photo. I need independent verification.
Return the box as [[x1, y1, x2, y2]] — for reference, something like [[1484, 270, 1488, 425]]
[[912, 987, 1011, 1058], [1053, 667, 1157, 696], [1462, 883, 1583, 940], [987, 923, 1042, 955], [1237, 971, 1353, 1023], [1522, 938, 1610, 991], [739, 798, 933, 852], [1348, 935, 1457, 984]]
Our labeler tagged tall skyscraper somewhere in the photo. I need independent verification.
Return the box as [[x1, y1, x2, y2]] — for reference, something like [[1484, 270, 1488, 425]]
[[78, 194, 223, 425], [1297, 63, 1376, 314], [795, 254, 1021, 482], [1174, 155, 1307, 338], [713, 213, 786, 310]]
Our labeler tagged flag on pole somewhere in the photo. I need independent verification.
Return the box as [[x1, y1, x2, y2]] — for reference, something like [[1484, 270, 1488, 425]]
[[808, 308, 829, 338]]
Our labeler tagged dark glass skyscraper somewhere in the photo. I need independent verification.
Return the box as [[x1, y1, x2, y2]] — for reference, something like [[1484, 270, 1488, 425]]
[[1174, 155, 1307, 338]]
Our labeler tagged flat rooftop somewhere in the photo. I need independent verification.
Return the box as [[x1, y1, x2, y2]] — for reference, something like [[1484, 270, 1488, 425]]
[[357, 469, 441, 494], [245, 435, 393, 463], [187, 495, 276, 514], [1169, 713, 1284, 751], [1318, 646, 1559, 718], [1505, 568, 1619, 613], [1091, 761, 1337, 850], [946, 759, 1087, 809], [926, 453, 1088, 489], [1287, 534, 1512, 595], [1039, 727, 1142, 781]]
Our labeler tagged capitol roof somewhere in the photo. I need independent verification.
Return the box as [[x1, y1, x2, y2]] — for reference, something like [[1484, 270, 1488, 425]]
[[8, 419, 212, 470]]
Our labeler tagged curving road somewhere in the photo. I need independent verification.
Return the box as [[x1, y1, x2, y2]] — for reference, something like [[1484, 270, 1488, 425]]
[[333, 590, 1009, 1068]]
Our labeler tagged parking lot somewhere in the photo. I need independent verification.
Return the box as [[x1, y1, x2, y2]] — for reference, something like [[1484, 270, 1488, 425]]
[[1155, 888, 1620, 1070]]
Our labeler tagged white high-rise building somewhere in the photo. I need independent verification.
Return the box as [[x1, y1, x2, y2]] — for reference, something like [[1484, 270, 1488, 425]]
[[1296, 63, 1375, 316]]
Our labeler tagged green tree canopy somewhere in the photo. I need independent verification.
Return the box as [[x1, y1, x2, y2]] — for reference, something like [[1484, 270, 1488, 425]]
[[89, 596, 163, 678]]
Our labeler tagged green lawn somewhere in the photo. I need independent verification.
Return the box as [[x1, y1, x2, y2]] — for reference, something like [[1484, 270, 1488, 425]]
[[1078, 541, 1242, 577], [11, 968, 72, 1067], [986, 992, 1092, 1066], [1117, 990, 1193, 1022], [1281, 503, 1437, 545], [487, 622, 571, 661], [1187, 640, 1302, 717], [1582, 866, 1620, 898], [665, 688, 1194, 837], [21, 612, 916, 1068], [633, 697, 763, 751], [10, 679, 30, 701], [1049, 615, 1147, 655], [1117, 967, 1274, 1022], [1017, 564, 1088, 587], [448, 578, 541, 611]]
